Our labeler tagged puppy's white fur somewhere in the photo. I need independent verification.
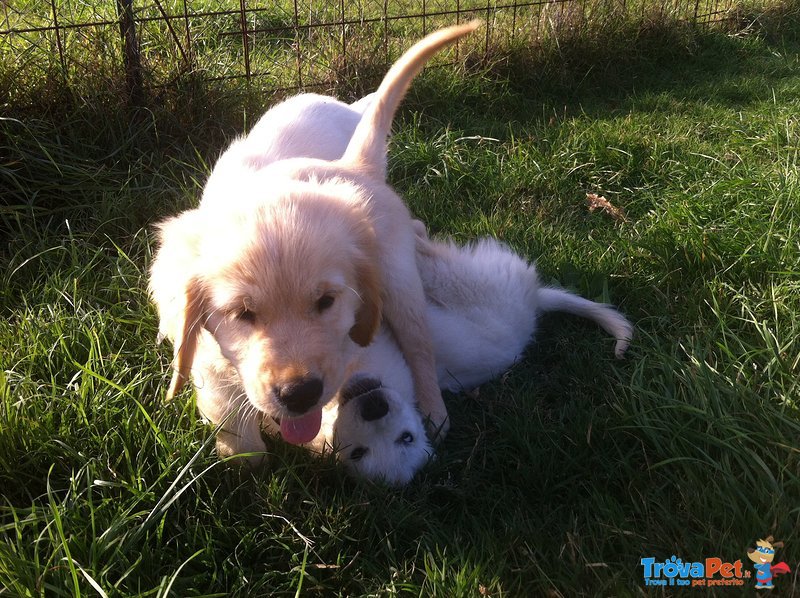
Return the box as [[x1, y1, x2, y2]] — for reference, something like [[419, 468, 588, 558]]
[[150, 24, 480, 462], [317, 231, 633, 486]]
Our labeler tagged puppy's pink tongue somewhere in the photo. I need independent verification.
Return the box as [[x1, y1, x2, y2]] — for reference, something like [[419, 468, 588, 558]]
[[280, 408, 322, 445]]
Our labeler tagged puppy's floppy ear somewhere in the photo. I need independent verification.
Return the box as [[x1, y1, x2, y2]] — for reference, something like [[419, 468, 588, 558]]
[[349, 255, 382, 347], [149, 210, 206, 399], [165, 277, 206, 400]]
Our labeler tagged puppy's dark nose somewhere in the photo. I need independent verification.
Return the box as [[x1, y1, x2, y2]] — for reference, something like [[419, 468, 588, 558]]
[[275, 376, 323, 414], [359, 391, 389, 421]]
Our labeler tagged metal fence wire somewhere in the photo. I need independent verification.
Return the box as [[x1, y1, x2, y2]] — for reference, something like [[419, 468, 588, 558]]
[[1, 0, 737, 102]]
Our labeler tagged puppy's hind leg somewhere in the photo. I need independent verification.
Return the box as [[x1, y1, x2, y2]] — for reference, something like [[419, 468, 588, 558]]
[[349, 92, 377, 114], [537, 288, 634, 358]]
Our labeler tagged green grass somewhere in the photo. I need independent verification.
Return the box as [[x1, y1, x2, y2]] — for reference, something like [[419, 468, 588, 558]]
[[2, 5, 800, 596]]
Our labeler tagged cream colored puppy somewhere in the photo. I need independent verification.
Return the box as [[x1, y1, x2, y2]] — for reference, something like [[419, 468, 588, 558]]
[[150, 23, 480, 461], [310, 231, 633, 485]]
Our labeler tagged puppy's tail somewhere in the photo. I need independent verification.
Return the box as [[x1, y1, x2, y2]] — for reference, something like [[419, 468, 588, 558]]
[[538, 288, 633, 358], [340, 21, 481, 177]]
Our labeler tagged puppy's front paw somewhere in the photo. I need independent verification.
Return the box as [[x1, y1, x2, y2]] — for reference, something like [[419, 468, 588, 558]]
[[416, 385, 449, 443], [215, 432, 267, 467], [423, 407, 450, 443]]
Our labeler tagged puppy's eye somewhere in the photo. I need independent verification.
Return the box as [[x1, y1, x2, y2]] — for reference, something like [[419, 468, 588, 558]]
[[316, 294, 335, 312], [397, 432, 414, 445], [236, 309, 256, 323], [350, 447, 368, 461]]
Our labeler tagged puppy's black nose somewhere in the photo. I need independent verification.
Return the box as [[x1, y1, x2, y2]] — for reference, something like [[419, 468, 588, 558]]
[[359, 391, 389, 421], [275, 376, 323, 414]]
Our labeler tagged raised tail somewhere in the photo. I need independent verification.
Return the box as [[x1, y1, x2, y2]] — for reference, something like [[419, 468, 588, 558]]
[[340, 21, 481, 177], [537, 288, 633, 358]]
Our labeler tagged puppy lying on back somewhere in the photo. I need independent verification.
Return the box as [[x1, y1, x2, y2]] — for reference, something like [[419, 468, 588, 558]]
[[150, 24, 480, 462], [305, 228, 633, 485]]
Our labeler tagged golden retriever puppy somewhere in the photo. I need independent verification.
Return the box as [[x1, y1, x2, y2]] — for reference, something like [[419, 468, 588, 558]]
[[150, 22, 480, 461]]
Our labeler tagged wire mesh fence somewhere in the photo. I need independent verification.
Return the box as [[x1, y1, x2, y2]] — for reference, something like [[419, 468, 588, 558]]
[[1, 0, 738, 104]]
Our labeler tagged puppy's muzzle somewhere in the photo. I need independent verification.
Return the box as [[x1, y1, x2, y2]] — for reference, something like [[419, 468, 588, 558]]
[[340, 375, 382, 403], [274, 376, 323, 414]]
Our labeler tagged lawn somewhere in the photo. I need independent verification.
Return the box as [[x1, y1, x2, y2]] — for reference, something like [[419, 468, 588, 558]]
[[1, 4, 799, 596]]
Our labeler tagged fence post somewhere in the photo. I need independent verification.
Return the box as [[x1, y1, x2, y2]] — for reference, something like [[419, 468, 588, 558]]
[[116, 0, 144, 104], [49, 0, 68, 84], [239, 0, 251, 83]]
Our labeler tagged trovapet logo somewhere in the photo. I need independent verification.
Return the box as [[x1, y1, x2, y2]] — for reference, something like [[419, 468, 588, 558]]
[[641, 536, 792, 590], [640, 556, 749, 588]]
